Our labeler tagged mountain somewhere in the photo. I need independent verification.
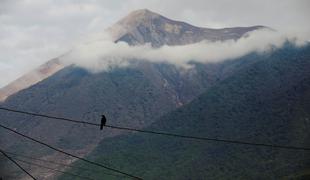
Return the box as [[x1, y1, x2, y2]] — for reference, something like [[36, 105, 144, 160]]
[[0, 57, 263, 179], [0, 58, 64, 102], [109, 9, 265, 47], [60, 44, 310, 180], [0, 9, 264, 102], [0, 9, 286, 180]]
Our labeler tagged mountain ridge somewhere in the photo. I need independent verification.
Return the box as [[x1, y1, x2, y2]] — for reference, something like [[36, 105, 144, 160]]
[[109, 9, 266, 47], [0, 9, 266, 102], [59, 44, 310, 180], [0, 58, 64, 102]]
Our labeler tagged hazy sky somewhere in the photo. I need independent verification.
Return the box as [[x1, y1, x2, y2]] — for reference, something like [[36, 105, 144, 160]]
[[0, 0, 309, 87]]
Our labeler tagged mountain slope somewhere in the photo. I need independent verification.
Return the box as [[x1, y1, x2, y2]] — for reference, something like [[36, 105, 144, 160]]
[[109, 9, 265, 47], [60, 44, 310, 180], [0, 55, 258, 147], [0, 60, 251, 179], [0, 9, 264, 102], [0, 58, 64, 102], [0, 9, 271, 180]]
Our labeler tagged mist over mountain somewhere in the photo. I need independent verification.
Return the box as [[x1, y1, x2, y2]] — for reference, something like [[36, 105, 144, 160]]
[[0, 8, 309, 180], [0, 9, 269, 102], [63, 10, 307, 75], [1, 0, 309, 89]]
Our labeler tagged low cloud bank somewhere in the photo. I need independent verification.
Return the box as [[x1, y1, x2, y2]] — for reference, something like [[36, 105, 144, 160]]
[[64, 29, 309, 72]]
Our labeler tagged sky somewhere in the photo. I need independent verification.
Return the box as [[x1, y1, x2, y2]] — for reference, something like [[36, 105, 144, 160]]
[[0, 0, 309, 87]]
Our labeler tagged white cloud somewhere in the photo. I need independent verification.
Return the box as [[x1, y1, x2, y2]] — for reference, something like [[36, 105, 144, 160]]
[[0, 0, 309, 87], [64, 29, 308, 72]]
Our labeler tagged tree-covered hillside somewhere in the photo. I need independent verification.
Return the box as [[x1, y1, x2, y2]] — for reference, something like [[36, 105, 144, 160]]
[[1, 56, 259, 179], [60, 45, 310, 180]]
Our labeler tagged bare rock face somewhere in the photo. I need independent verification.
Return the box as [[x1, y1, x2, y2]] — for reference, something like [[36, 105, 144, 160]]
[[108, 9, 265, 47]]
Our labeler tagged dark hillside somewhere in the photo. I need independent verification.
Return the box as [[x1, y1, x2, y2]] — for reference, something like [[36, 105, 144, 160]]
[[0, 59, 257, 179], [60, 45, 310, 180]]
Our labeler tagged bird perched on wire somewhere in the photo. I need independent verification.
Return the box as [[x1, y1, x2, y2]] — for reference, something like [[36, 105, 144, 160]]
[[100, 115, 107, 130]]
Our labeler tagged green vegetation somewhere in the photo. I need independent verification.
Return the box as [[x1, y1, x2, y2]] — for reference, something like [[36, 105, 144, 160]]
[[60, 45, 310, 180]]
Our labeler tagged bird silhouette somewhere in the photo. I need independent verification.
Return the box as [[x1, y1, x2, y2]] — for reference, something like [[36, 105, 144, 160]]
[[100, 115, 107, 130]]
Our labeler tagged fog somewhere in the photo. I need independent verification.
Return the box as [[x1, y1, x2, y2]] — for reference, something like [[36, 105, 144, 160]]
[[64, 29, 308, 72]]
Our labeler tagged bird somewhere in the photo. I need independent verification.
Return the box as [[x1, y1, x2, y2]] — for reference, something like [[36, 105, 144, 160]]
[[100, 115, 107, 130]]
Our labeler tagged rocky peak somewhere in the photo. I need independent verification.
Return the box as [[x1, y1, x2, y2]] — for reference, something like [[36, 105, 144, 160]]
[[118, 9, 162, 26], [0, 9, 266, 102], [108, 9, 265, 47]]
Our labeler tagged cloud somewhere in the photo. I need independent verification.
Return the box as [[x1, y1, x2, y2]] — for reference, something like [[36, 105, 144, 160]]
[[0, 0, 309, 87], [64, 29, 308, 72]]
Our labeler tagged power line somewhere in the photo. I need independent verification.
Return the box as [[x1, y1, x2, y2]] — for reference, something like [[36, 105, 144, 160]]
[[14, 157, 96, 180], [0, 149, 36, 180], [4, 151, 126, 178], [0, 123, 143, 180], [1, 106, 310, 151], [0, 107, 99, 126], [105, 125, 310, 151]]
